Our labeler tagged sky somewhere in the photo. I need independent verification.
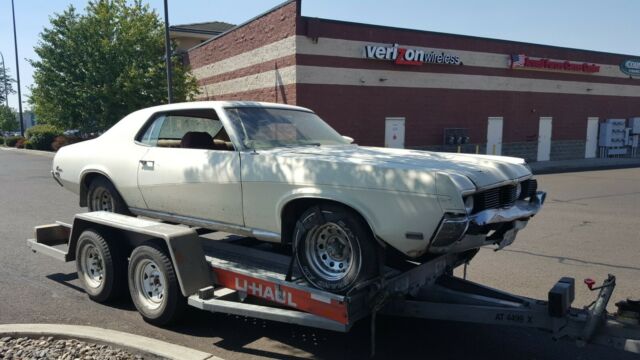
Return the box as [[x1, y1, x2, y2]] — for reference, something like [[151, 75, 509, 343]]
[[1, 0, 638, 111]]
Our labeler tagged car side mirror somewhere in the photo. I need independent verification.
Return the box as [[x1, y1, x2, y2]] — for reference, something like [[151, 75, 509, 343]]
[[342, 135, 354, 144]]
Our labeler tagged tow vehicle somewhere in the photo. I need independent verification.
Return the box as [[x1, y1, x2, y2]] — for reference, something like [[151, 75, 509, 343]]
[[28, 211, 640, 355]]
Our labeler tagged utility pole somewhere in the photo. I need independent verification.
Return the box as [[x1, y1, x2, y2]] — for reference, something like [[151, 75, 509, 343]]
[[11, 0, 24, 136], [163, 0, 173, 104], [0, 52, 8, 107]]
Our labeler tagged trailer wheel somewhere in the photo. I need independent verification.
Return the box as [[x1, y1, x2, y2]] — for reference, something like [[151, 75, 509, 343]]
[[75, 229, 126, 302], [128, 243, 186, 325], [294, 204, 379, 294]]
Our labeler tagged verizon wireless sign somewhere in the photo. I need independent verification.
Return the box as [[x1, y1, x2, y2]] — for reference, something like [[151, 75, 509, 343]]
[[510, 54, 600, 73], [364, 43, 461, 66]]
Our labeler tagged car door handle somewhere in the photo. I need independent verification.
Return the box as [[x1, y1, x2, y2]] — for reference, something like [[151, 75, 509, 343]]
[[140, 160, 154, 168]]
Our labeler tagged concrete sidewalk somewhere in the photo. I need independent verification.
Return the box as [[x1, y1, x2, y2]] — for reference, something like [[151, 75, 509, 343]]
[[0, 324, 220, 360], [530, 157, 640, 174]]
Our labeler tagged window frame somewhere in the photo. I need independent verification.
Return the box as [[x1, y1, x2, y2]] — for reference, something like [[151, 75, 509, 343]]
[[134, 108, 230, 150]]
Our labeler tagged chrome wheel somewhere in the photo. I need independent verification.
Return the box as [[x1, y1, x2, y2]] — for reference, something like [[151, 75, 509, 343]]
[[80, 244, 104, 289], [134, 259, 166, 310], [303, 222, 354, 281], [90, 187, 114, 212]]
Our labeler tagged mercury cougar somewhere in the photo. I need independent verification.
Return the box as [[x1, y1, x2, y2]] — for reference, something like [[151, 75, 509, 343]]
[[52, 101, 546, 293]]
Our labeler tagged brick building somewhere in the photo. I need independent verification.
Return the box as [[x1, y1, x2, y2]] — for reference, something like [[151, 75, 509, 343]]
[[185, 0, 640, 161]]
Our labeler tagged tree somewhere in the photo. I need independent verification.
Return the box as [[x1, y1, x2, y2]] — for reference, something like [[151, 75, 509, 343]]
[[0, 67, 16, 105], [0, 106, 18, 132], [29, 0, 198, 132]]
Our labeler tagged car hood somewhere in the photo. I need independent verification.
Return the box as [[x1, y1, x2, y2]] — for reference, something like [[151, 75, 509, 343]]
[[275, 145, 531, 189]]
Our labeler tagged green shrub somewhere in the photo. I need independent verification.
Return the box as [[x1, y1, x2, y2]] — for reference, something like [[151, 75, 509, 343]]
[[24, 141, 34, 149], [25, 124, 62, 151], [0, 137, 4, 145], [5, 136, 23, 147]]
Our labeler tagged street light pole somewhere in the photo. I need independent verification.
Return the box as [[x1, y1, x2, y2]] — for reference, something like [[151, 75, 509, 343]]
[[0, 52, 8, 107], [163, 0, 173, 104], [11, 0, 24, 136]]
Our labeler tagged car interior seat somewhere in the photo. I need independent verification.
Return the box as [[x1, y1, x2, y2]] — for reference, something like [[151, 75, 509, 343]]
[[212, 129, 235, 150], [180, 131, 215, 150]]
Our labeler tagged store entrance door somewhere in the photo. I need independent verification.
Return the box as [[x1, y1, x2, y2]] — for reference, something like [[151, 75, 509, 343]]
[[537, 117, 553, 161], [486, 117, 503, 155], [585, 117, 599, 158], [385, 117, 405, 148]]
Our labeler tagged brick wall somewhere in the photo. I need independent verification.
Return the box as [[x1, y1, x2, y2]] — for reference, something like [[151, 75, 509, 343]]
[[183, 0, 640, 161], [185, 0, 300, 102], [186, 1, 299, 69], [550, 140, 586, 161], [202, 84, 296, 104], [297, 84, 640, 145], [503, 142, 538, 162]]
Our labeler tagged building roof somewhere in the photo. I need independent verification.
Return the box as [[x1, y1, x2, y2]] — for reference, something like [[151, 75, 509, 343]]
[[170, 21, 235, 36]]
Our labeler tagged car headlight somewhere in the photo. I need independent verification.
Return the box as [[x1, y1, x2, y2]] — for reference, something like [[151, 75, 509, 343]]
[[515, 183, 522, 199], [463, 195, 474, 214]]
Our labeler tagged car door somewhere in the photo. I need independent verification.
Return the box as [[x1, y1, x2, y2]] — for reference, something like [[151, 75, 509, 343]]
[[136, 108, 243, 226]]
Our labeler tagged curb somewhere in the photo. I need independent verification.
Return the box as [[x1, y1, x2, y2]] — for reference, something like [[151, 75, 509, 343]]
[[0, 324, 221, 360], [530, 159, 640, 175], [532, 163, 640, 175], [0, 146, 55, 157]]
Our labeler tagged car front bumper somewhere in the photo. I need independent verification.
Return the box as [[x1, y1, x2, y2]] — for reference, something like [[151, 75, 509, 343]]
[[427, 191, 546, 254]]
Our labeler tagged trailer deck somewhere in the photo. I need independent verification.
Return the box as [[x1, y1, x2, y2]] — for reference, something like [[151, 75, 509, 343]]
[[27, 211, 640, 355]]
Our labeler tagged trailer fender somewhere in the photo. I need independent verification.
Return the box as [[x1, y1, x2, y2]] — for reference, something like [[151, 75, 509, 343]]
[[68, 212, 213, 297]]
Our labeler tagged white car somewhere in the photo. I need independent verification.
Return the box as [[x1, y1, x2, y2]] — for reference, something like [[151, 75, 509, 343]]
[[53, 101, 545, 293]]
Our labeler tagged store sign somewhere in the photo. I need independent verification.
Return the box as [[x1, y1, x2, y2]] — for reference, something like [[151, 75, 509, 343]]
[[510, 54, 600, 73], [620, 59, 640, 76], [364, 43, 461, 66]]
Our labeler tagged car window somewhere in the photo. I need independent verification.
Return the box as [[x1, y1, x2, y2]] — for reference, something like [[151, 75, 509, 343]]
[[158, 116, 222, 140], [139, 116, 165, 146], [225, 107, 349, 150], [137, 109, 234, 150]]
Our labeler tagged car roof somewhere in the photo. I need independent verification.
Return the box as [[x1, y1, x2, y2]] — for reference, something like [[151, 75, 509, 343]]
[[141, 101, 313, 113]]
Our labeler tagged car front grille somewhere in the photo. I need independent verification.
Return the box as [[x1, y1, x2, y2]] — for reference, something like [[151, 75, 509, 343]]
[[472, 179, 537, 213], [521, 178, 538, 198]]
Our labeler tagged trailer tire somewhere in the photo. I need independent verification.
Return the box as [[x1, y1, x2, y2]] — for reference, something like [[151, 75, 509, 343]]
[[128, 243, 186, 326], [75, 229, 126, 303], [294, 204, 379, 294]]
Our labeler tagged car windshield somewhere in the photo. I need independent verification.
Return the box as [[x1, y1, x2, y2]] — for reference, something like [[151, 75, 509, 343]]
[[225, 107, 350, 150]]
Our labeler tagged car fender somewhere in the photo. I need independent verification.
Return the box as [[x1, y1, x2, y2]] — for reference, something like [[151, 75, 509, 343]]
[[276, 186, 382, 240], [274, 186, 443, 257]]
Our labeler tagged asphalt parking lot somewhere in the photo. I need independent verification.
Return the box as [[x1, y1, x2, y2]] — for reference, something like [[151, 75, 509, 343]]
[[0, 149, 639, 360]]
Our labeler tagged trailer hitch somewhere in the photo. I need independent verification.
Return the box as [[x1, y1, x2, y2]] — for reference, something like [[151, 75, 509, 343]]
[[577, 274, 616, 346]]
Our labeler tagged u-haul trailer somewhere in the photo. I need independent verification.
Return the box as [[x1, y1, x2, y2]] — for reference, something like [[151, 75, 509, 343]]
[[28, 212, 640, 355]]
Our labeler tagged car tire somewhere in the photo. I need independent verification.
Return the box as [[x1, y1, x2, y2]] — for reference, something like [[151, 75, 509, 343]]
[[294, 204, 380, 294], [75, 229, 126, 303], [86, 177, 130, 214], [128, 243, 186, 326]]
